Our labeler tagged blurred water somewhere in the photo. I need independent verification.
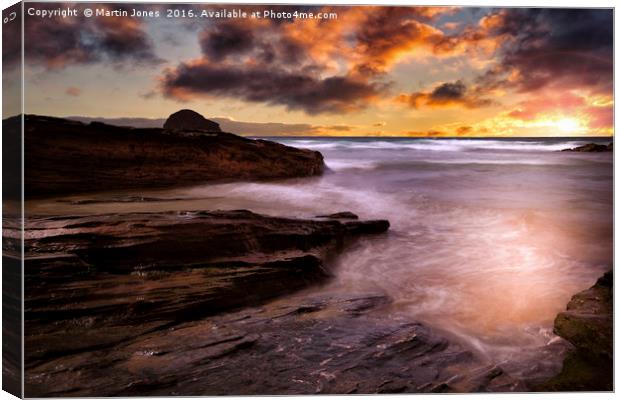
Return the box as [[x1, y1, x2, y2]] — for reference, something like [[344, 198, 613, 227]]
[[27, 137, 613, 371]]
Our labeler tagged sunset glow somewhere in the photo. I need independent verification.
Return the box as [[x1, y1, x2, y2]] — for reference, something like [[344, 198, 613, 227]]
[[4, 4, 612, 137], [557, 118, 580, 133]]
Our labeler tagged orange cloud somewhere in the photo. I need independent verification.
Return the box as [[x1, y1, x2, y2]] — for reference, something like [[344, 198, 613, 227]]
[[161, 6, 462, 115], [350, 8, 454, 76]]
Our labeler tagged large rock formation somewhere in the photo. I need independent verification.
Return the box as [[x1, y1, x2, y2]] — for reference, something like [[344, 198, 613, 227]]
[[12, 114, 324, 197], [163, 109, 221, 131], [540, 270, 613, 391]]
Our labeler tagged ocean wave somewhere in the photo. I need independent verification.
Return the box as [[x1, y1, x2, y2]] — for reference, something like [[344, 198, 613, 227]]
[[278, 139, 594, 152], [326, 160, 380, 171], [323, 157, 592, 171]]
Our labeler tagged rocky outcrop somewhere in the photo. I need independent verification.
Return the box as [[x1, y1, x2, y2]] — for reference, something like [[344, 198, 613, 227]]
[[540, 270, 613, 391], [163, 109, 221, 132], [23, 210, 389, 371], [25, 290, 523, 397], [561, 143, 613, 152], [13, 115, 324, 197]]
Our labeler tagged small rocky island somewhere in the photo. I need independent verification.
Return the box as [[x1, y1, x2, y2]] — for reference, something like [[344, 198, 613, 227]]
[[561, 142, 613, 152]]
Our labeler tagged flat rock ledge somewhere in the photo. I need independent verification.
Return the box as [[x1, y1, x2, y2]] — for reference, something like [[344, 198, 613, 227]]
[[23, 210, 389, 374], [5, 115, 325, 198], [540, 270, 613, 391]]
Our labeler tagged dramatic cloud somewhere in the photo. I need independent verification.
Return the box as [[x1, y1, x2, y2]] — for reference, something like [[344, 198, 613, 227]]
[[160, 6, 458, 115], [351, 7, 455, 76], [397, 80, 493, 109], [474, 9, 613, 95], [161, 61, 382, 114], [20, 5, 613, 136], [22, 5, 162, 69], [200, 22, 255, 61]]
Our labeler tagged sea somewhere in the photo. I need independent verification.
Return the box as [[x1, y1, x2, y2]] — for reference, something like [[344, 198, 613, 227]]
[[27, 137, 613, 380]]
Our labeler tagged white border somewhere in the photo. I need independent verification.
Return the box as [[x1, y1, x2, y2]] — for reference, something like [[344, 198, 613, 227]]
[[0, 1, 616, 399]]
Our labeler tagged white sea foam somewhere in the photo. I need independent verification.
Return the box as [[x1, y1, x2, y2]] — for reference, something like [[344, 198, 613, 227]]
[[325, 160, 380, 171], [281, 138, 592, 153]]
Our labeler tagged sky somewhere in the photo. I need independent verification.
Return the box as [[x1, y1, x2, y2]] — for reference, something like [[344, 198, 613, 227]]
[[4, 3, 614, 136]]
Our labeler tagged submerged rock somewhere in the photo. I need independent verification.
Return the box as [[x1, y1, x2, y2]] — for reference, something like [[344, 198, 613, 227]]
[[561, 143, 613, 152], [540, 270, 612, 391], [11, 115, 325, 197], [163, 109, 221, 132]]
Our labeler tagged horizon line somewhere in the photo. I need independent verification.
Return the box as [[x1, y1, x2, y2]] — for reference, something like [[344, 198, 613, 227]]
[[7, 114, 614, 139]]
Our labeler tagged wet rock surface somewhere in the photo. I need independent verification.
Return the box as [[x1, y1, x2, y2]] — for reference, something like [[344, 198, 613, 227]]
[[14, 115, 324, 197], [22, 210, 390, 384], [540, 270, 613, 391], [25, 290, 524, 396]]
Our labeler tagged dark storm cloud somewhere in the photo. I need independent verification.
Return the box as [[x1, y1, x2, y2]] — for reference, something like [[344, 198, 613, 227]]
[[398, 80, 493, 109], [200, 22, 255, 61], [161, 61, 382, 114], [476, 8, 613, 94], [430, 81, 467, 100], [22, 5, 162, 69], [197, 17, 313, 68]]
